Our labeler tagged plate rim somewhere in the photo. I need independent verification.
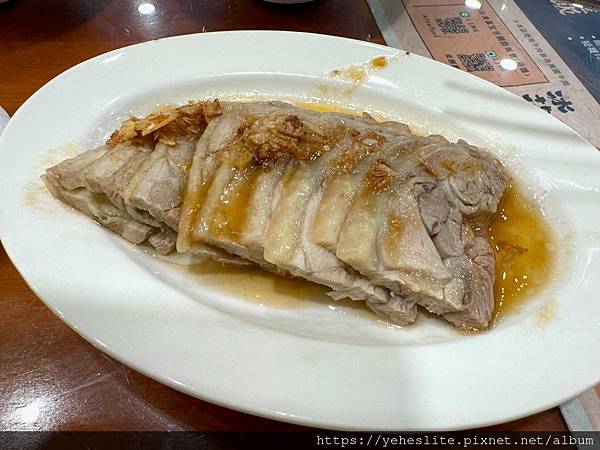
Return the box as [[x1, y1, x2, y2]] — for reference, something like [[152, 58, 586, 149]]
[[1, 30, 599, 431]]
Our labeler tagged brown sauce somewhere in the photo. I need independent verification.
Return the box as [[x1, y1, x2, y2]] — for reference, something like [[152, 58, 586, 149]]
[[294, 102, 359, 115], [489, 183, 555, 323], [326, 56, 388, 87], [209, 168, 259, 240], [328, 66, 366, 84], [370, 56, 388, 70], [382, 214, 405, 258], [188, 259, 332, 308], [180, 180, 210, 246], [187, 259, 373, 315]]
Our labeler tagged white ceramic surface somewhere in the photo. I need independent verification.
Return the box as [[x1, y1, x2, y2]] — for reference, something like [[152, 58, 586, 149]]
[[0, 107, 9, 135], [0, 31, 599, 431]]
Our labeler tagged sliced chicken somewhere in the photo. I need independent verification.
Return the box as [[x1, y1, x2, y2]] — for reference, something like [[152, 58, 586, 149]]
[[180, 104, 416, 322], [46, 100, 508, 329], [43, 100, 240, 257], [179, 103, 508, 328]]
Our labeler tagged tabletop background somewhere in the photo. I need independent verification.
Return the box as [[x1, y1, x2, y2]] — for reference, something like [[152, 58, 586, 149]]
[[0, 0, 569, 431]]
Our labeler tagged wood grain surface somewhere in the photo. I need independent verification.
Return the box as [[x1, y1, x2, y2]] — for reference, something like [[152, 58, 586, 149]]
[[0, 0, 568, 432]]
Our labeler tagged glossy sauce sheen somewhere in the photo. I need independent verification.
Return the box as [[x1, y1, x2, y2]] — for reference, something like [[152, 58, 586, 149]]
[[209, 168, 259, 240], [488, 184, 555, 321], [188, 259, 330, 308], [188, 103, 555, 324]]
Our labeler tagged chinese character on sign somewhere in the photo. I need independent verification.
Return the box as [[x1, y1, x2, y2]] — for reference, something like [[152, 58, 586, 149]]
[[547, 91, 574, 113], [523, 94, 552, 113], [445, 54, 460, 69], [550, 0, 599, 15], [522, 90, 575, 113], [578, 39, 600, 61]]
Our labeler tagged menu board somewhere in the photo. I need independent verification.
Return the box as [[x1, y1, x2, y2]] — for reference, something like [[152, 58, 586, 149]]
[[368, 0, 600, 147]]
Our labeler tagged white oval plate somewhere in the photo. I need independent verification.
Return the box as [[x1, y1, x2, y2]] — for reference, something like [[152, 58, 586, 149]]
[[0, 31, 599, 431]]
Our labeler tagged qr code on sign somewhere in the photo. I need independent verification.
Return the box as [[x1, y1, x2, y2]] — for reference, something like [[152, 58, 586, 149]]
[[435, 17, 469, 34], [457, 53, 495, 71]]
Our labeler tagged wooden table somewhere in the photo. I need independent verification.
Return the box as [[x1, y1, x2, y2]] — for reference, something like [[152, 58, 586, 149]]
[[0, 0, 568, 432]]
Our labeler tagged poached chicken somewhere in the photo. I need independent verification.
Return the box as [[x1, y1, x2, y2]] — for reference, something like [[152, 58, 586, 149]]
[[44, 100, 508, 329]]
